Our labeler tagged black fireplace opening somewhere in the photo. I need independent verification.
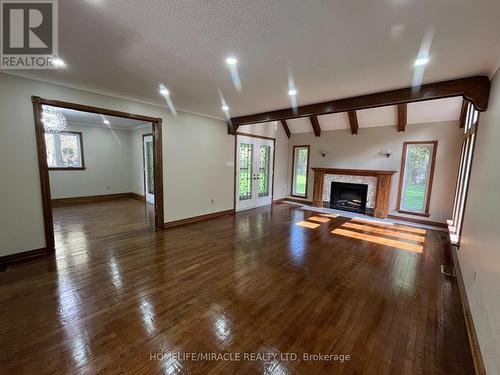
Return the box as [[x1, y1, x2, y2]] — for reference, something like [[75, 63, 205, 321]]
[[330, 182, 368, 214]]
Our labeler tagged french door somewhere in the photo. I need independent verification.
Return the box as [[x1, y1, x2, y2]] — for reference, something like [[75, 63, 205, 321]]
[[143, 135, 155, 204], [236, 135, 274, 211]]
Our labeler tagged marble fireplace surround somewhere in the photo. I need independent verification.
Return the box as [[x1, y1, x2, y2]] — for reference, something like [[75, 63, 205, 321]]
[[312, 168, 397, 218]]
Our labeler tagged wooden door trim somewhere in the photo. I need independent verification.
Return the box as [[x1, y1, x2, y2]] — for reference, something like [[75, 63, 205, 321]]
[[31, 96, 165, 259]]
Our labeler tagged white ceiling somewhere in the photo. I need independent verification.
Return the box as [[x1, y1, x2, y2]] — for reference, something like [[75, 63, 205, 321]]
[[274, 96, 462, 134], [51, 107, 150, 129], [6, 1, 500, 120]]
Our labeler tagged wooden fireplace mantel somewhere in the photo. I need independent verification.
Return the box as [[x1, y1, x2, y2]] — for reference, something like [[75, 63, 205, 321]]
[[311, 168, 397, 218]]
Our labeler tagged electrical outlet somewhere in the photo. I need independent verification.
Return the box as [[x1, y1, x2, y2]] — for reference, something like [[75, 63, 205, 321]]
[[211, 199, 214, 204]]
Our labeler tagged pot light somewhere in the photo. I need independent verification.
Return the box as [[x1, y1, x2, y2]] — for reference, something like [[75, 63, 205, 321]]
[[414, 57, 429, 66], [103, 119, 110, 125], [52, 58, 66, 67], [222, 105, 229, 112], [225, 57, 237, 66], [288, 89, 297, 96], [159, 87, 169, 96]]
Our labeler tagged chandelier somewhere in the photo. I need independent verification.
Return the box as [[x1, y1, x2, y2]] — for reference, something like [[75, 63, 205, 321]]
[[42, 106, 67, 133]]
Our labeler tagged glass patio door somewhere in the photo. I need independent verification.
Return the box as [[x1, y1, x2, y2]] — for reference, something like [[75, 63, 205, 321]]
[[236, 135, 274, 211]]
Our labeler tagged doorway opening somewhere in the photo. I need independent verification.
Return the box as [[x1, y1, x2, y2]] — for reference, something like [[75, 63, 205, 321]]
[[143, 134, 155, 205], [32, 96, 164, 256]]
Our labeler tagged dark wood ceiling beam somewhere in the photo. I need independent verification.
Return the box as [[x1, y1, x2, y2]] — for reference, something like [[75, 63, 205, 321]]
[[280, 120, 291, 138], [230, 76, 490, 128], [397, 103, 407, 132], [228, 121, 237, 134], [348, 111, 358, 134], [459, 100, 468, 128], [309, 116, 321, 137]]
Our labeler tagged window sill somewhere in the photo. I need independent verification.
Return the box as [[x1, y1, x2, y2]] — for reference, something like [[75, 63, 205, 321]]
[[49, 167, 86, 171], [397, 209, 430, 218], [291, 194, 307, 199]]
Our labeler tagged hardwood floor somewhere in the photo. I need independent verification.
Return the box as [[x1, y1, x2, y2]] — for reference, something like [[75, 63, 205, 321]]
[[0, 200, 473, 374]]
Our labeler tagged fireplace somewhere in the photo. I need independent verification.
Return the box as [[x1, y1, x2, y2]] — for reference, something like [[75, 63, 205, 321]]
[[330, 182, 368, 214]]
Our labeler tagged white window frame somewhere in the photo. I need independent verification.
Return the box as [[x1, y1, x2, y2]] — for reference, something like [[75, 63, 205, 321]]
[[45, 131, 85, 170]]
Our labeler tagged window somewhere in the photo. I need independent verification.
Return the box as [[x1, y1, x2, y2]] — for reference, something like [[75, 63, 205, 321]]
[[397, 141, 437, 216], [291, 145, 309, 197], [45, 131, 85, 169], [450, 101, 479, 244]]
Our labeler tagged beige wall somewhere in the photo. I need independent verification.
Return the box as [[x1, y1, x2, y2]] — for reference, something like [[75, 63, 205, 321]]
[[458, 69, 500, 374], [0, 73, 233, 256], [237, 122, 290, 200], [49, 123, 133, 199], [288, 121, 462, 223]]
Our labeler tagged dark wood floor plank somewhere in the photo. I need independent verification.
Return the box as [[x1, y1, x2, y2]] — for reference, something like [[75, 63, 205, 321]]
[[0, 200, 473, 374]]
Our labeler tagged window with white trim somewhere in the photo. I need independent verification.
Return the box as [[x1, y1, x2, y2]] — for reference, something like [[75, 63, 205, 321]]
[[45, 131, 85, 169], [292, 145, 309, 197], [398, 141, 437, 215]]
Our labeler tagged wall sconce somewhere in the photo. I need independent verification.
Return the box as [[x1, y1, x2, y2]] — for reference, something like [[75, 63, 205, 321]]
[[380, 150, 393, 158], [319, 151, 328, 158]]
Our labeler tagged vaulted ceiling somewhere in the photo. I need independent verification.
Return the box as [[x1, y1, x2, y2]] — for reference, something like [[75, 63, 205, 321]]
[[284, 97, 463, 134], [5, 1, 500, 119]]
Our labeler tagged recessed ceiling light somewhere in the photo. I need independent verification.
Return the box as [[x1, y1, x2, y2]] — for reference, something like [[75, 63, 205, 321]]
[[103, 119, 110, 125], [225, 57, 237, 66], [222, 105, 229, 111], [288, 89, 297, 96], [414, 57, 429, 66], [159, 87, 169, 96], [52, 58, 66, 67]]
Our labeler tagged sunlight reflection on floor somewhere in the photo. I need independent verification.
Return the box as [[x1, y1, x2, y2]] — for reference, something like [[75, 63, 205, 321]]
[[295, 221, 320, 229], [342, 222, 425, 242], [307, 216, 331, 223], [331, 228, 423, 253]]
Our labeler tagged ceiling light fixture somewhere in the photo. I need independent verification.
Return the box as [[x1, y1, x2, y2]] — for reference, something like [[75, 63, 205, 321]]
[[159, 87, 169, 96], [103, 119, 110, 125], [414, 57, 429, 66], [288, 89, 297, 96], [222, 105, 229, 112], [52, 58, 66, 67], [225, 57, 237, 66]]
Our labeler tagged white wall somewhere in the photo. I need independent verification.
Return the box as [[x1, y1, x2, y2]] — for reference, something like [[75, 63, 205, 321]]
[[130, 125, 153, 196], [0, 73, 234, 256], [458, 69, 500, 374], [49, 123, 133, 198], [237, 121, 290, 200], [288, 121, 462, 223]]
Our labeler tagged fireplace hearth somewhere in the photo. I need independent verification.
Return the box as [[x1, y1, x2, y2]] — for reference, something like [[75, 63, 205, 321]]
[[312, 168, 396, 218], [330, 182, 368, 214]]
